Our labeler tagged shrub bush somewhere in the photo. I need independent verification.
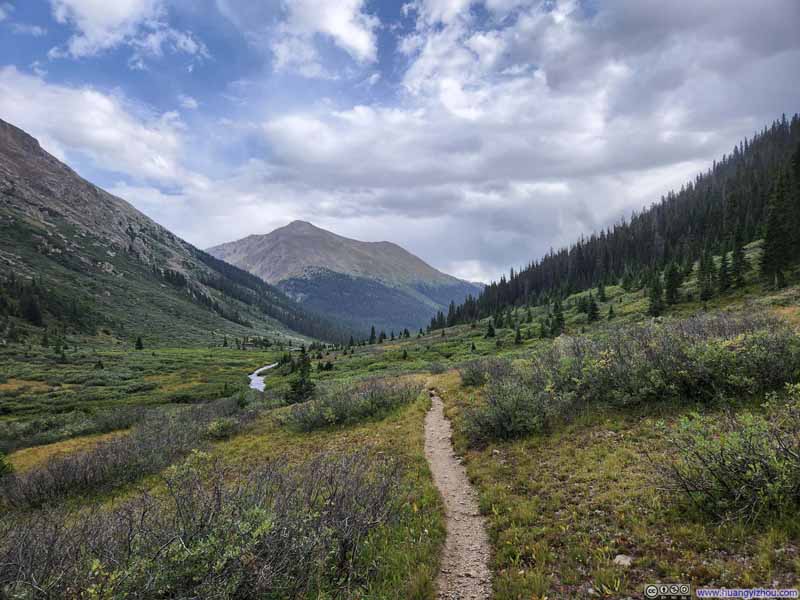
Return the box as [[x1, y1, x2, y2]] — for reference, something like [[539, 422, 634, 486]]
[[0, 451, 401, 599], [1, 397, 260, 508], [284, 379, 421, 432], [0, 452, 12, 477], [663, 387, 800, 522], [459, 360, 488, 387], [428, 362, 446, 375], [464, 375, 549, 446], [206, 417, 237, 440], [463, 312, 800, 446]]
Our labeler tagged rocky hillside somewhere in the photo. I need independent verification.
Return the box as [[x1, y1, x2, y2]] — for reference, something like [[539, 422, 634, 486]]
[[208, 221, 483, 333], [0, 119, 349, 345]]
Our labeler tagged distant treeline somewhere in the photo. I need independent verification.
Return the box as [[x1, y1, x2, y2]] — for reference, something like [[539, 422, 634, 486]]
[[438, 113, 800, 327]]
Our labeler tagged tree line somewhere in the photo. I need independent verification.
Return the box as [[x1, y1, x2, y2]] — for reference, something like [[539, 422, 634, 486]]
[[438, 114, 800, 327]]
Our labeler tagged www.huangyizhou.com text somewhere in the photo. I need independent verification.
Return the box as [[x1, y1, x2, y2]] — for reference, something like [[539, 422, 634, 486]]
[[695, 589, 799, 599]]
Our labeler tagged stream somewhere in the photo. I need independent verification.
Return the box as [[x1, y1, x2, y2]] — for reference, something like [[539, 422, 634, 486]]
[[248, 363, 279, 391]]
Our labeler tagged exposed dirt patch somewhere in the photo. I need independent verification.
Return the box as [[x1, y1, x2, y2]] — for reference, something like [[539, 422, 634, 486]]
[[425, 390, 492, 599]]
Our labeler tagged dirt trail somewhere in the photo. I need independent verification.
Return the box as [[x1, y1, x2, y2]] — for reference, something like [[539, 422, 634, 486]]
[[425, 390, 492, 600]]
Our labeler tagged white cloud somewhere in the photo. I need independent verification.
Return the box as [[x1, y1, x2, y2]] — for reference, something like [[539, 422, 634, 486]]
[[12, 24, 48, 36], [0, 67, 186, 183], [216, 0, 378, 78], [178, 94, 199, 110], [0, 3, 12, 21], [48, 0, 207, 65]]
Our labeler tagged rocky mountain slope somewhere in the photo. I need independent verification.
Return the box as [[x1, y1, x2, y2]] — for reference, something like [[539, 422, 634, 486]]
[[0, 119, 348, 345], [208, 221, 483, 333]]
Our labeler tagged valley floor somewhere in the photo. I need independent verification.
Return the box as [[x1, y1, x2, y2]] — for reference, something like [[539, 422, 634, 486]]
[[2, 274, 800, 598]]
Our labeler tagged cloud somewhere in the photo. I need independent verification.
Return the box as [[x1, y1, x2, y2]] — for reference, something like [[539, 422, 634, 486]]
[[216, 0, 379, 78], [48, 0, 207, 65], [4, 0, 800, 282], [12, 24, 48, 37], [0, 66, 186, 183], [0, 3, 12, 22], [178, 94, 199, 110]]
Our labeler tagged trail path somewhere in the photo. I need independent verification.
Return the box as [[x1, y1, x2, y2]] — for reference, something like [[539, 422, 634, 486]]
[[425, 390, 492, 600]]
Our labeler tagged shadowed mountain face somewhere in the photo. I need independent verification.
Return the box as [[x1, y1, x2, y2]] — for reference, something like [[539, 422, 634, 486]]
[[0, 119, 349, 345], [208, 221, 484, 333]]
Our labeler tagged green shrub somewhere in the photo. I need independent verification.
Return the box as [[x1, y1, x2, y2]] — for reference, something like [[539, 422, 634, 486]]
[[663, 387, 800, 522], [428, 362, 445, 375], [0, 451, 401, 598], [285, 380, 421, 432], [206, 417, 237, 440], [459, 361, 487, 387], [464, 376, 549, 446], [0, 452, 12, 477]]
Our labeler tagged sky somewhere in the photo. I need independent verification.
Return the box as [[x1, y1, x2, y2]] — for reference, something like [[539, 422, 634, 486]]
[[1, 1, 799, 283]]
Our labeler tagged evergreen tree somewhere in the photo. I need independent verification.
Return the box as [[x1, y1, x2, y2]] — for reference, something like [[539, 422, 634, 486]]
[[20, 289, 43, 327], [287, 346, 314, 403], [470, 342, 477, 352], [718, 252, 731, 293], [402, 349, 408, 360], [648, 277, 664, 317], [761, 170, 792, 288], [135, 336, 144, 350], [514, 323, 522, 344], [664, 262, 682, 305], [607, 305, 615, 320], [485, 322, 495, 338], [597, 282, 607, 302], [369, 326, 376, 345], [539, 320, 548, 338], [699, 250, 716, 302], [587, 294, 600, 322], [550, 301, 565, 336], [731, 234, 747, 287]]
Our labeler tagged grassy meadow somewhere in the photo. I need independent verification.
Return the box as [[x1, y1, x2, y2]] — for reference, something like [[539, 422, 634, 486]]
[[1, 240, 800, 598]]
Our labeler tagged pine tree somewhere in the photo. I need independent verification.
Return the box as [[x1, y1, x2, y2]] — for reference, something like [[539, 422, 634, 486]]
[[286, 346, 315, 403], [369, 326, 377, 345], [550, 301, 565, 336], [607, 305, 615, 320], [597, 282, 607, 302], [699, 250, 716, 302], [402, 349, 408, 360], [718, 252, 731, 293], [20, 289, 43, 327], [514, 323, 522, 344], [731, 234, 747, 287], [485, 322, 495, 338], [664, 262, 682, 305], [470, 341, 477, 352], [648, 277, 664, 317], [761, 170, 792, 288], [539, 320, 548, 338], [135, 336, 144, 350], [587, 294, 600, 322]]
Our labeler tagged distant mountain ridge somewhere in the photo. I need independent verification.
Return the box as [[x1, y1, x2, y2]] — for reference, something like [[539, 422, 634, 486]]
[[208, 221, 483, 333], [0, 119, 349, 345]]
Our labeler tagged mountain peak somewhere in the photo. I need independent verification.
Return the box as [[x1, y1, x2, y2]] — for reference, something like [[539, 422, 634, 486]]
[[0, 118, 42, 155]]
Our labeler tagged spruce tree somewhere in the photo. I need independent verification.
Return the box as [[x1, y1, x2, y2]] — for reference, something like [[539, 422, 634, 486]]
[[587, 294, 600, 322], [514, 323, 522, 344], [597, 282, 607, 302], [286, 346, 314, 403], [135, 336, 144, 350], [485, 322, 495, 338], [550, 301, 565, 336], [369, 326, 377, 345], [648, 277, 664, 317], [718, 252, 731, 293], [761, 170, 791, 288], [607, 305, 615, 320], [731, 233, 747, 287], [664, 262, 682, 305]]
